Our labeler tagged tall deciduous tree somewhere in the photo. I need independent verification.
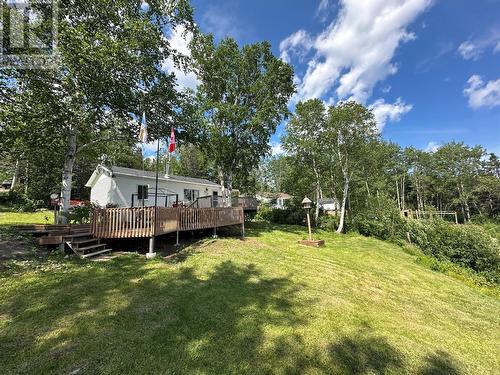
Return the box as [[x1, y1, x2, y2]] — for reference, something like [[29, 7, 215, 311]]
[[3, 0, 194, 221], [188, 34, 295, 202], [324, 102, 378, 233], [283, 99, 327, 222]]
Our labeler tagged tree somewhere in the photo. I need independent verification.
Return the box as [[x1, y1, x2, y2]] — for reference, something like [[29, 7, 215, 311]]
[[188, 34, 295, 202], [283, 99, 327, 222], [3, 0, 195, 221], [324, 102, 378, 233]]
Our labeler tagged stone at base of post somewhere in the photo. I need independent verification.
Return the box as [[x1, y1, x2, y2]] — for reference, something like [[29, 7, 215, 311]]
[[147, 237, 157, 259]]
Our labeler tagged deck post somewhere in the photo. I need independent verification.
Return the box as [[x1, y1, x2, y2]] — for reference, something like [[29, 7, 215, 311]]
[[175, 230, 179, 246], [241, 220, 245, 239], [213, 226, 217, 238], [147, 236, 156, 259]]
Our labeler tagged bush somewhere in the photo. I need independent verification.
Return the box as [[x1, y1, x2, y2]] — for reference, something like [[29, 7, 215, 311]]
[[0, 190, 45, 212], [318, 214, 339, 231], [68, 203, 93, 224], [349, 195, 405, 240], [255, 204, 306, 225], [406, 219, 499, 279]]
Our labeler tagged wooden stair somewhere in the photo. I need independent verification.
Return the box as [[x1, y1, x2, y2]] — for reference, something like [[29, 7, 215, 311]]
[[65, 233, 112, 258]]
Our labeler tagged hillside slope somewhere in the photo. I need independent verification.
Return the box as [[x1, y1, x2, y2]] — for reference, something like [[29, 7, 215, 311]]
[[1, 222, 499, 374]]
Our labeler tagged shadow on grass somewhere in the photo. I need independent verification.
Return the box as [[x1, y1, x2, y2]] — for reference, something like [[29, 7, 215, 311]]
[[0, 253, 464, 374], [418, 350, 462, 375], [0, 257, 308, 373]]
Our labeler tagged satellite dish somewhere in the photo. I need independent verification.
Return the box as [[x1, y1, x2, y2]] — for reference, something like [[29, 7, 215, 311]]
[[50, 193, 59, 200]]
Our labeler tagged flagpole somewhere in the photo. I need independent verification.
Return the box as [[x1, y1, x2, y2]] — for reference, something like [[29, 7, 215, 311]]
[[154, 137, 160, 227]]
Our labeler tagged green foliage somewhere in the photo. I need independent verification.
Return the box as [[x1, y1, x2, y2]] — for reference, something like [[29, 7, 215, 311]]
[[405, 220, 499, 281], [0, 190, 45, 212], [350, 195, 404, 240], [255, 204, 305, 225], [318, 215, 340, 232], [188, 34, 295, 194], [68, 204, 93, 224]]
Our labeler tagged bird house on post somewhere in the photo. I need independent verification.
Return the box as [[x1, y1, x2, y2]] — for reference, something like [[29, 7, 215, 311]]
[[298, 196, 325, 248], [301, 197, 312, 210]]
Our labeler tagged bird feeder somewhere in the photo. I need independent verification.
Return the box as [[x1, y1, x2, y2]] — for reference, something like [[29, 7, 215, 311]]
[[298, 196, 325, 248]]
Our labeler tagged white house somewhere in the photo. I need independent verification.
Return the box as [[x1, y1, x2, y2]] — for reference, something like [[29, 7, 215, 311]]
[[85, 165, 223, 208], [318, 198, 340, 215]]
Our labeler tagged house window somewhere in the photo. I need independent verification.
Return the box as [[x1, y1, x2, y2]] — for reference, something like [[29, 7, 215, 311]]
[[184, 189, 199, 202], [138, 185, 149, 200]]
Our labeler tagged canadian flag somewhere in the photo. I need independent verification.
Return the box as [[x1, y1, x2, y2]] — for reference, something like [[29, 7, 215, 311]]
[[168, 127, 176, 153]]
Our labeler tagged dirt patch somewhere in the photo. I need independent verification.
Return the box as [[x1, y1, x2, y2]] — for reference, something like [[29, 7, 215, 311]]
[[0, 238, 36, 261]]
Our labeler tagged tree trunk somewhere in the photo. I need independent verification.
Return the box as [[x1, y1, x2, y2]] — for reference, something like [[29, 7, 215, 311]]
[[218, 167, 226, 206], [337, 177, 349, 233], [312, 159, 321, 224], [396, 179, 401, 210], [11, 158, 20, 190], [60, 127, 77, 224], [227, 172, 233, 207]]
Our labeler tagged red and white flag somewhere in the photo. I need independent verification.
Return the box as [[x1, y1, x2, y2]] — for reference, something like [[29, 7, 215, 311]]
[[168, 127, 176, 153]]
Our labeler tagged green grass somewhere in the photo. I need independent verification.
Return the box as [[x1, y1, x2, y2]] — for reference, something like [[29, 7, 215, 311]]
[[1, 222, 499, 374], [0, 207, 52, 225]]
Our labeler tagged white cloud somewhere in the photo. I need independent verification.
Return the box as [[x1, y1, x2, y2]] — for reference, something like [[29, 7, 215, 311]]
[[425, 141, 441, 153], [458, 41, 480, 60], [201, 5, 241, 41], [458, 31, 500, 60], [161, 26, 199, 91], [270, 142, 285, 156], [316, 0, 336, 22], [138, 140, 167, 158], [368, 98, 413, 131], [281, 0, 432, 103], [279, 30, 313, 63], [463, 75, 500, 109]]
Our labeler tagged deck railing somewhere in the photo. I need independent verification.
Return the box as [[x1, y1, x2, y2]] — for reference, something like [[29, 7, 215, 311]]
[[91, 206, 244, 238]]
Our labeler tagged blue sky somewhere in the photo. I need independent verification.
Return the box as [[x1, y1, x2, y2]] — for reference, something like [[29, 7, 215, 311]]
[[166, 0, 500, 156]]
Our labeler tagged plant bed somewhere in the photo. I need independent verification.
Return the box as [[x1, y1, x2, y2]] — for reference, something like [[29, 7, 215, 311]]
[[298, 239, 325, 247]]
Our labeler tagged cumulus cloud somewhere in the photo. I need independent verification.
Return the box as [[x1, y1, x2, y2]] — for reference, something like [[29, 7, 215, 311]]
[[458, 31, 500, 60], [463, 75, 500, 109], [368, 98, 413, 131], [161, 26, 199, 91], [279, 30, 313, 63], [425, 141, 441, 153], [281, 0, 432, 103]]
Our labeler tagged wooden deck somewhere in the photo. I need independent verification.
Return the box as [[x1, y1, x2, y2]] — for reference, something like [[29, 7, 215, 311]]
[[90, 206, 244, 238]]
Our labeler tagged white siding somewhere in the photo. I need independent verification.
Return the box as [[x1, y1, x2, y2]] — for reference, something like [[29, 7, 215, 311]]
[[90, 174, 222, 208]]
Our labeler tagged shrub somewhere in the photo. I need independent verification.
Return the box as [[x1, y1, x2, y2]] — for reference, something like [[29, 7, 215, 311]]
[[68, 203, 93, 224], [255, 204, 306, 225], [0, 190, 45, 212], [349, 195, 405, 240], [406, 219, 499, 281], [318, 214, 339, 231]]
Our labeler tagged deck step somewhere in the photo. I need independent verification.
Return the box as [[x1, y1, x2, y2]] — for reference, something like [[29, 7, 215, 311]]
[[64, 232, 93, 239], [81, 248, 112, 258], [71, 238, 99, 246], [77, 243, 106, 253]]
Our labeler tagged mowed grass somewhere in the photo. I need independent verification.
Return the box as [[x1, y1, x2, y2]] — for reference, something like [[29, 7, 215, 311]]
[[0, 207, 52, 225], [1, 222, 499, 374]]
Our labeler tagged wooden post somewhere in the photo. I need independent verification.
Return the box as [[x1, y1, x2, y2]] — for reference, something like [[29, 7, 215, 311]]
[[175, 230, 179, 246], [306, 212, 312, 241], [241, 218, 245, 239], [454, 212, 458, 224], [213, 226, 217, 238]]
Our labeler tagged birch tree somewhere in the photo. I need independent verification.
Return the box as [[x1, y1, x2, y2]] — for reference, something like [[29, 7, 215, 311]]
[[3, 0, 194, 222], [282, 99, 327, 222], [325, 102, 377, 233]]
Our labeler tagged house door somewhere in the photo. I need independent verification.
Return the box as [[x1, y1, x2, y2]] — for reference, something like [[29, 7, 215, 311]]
[[212, 191, 219, 207]]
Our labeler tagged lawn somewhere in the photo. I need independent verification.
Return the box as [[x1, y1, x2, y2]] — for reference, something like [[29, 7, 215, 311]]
[[0, 207, 52, 225], [1, 222, 499, 374]]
